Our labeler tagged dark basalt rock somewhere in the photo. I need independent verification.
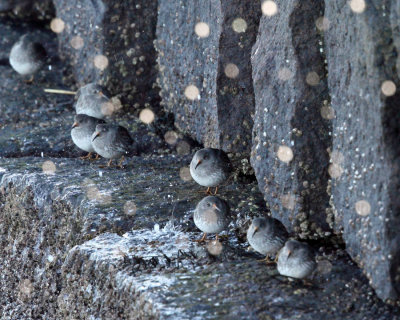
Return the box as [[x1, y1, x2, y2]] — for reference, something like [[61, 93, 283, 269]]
[[250, 0, 331, 239], [53, 0, 160, 112], [156, 0, 261, 152], [324, 0, 400, 303], [0, 0, 54, 21]]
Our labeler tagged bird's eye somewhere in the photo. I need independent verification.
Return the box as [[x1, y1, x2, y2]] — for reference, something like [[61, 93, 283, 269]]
[[207, 202, 211, 207], [203, 155, 208, 160]]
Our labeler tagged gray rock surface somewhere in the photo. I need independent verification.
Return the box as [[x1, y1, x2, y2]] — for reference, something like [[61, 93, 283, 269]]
[[250, 0, 331, 239], [156, 0, 261, 152], [324, 0, 400, 302], [1, 157, 399, 319], [53, 0, 160, 111]]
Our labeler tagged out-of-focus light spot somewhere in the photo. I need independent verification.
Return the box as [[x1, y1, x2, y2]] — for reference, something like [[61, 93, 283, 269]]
[[111, 97, 123, 111], [349, 0, 366, 13], [280, 194, 296, 210], [184, 85, 200, 100], [315, 17, 330, 31], [94, 54, 109, 71], [164, 130, 178, 145], [320, 106, 335, 120], [261, 1, 278, 16], [42, 160, 56, 175], [50, 18, 65, 33], [330, 150, 344, 164], [224, 63, 239, 79], [355, 200, 371, 216], [277, 145, 293, 163], [101, 102, 115, 116], [124, 200, 137, 216], [232, 18, 247, 33], [206, 240, 223, 256], [19, 279, 33, 298], [317, 260, 332, 275], [306, 71, 320, 86], [70, 36, 84, 49], [194, 22, 210, 38], [381, 80, 396, 96], [86, 185, 100, 201], [176, 141, 191, 155], [328, 163, 343, 178], [179, 167, 192, 181], [139, 108, 155, 124], [278, 67, 293, 81]]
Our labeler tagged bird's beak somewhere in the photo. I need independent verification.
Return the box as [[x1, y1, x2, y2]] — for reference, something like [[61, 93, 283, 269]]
[[287, 250, 292, 258], [195, 159, 202, 169], [92, 131, 100, 142], [72, 122, 79, 129], [212, 203, 221, 211], [252, 226, 259, 237], [98, 91, 104, 97]]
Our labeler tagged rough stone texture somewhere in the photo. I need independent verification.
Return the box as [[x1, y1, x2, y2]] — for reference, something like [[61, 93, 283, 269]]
[[0, 15, 167, 159], [156, 0, 261, 152], [0, 0, 54, 21], [53, 0, 160, 111], [324, 0, 400, 302], [251, 0, 331, 239], [0, 156, 265, 319], [59, 230, 400, 320]]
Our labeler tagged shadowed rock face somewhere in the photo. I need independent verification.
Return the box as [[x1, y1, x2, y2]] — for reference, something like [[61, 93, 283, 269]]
[[251, 0, 331, 239], [156, 0, 261, 152], [53, 0, 160, 111], [324, 0, 400, 302], [0, 0, 54, 21]]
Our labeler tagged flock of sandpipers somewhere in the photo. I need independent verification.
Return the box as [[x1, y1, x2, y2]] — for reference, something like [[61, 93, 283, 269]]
[[9, 32, 317, 281]]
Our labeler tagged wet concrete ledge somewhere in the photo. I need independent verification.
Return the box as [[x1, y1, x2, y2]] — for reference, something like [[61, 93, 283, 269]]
[[0, 157, 399, 319]]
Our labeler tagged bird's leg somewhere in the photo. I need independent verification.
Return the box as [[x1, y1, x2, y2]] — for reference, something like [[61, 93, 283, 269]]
[[213, 186, 219, 195], [24, 75, 34, 84], [257, 255, 275, 264], [80, 152, 92, 160], [195, 233, 207, 243], [118, 156, 125, 168], [99, 159, 112, 168], [205, 187, 212, 195], [90, 153, 100, 161]]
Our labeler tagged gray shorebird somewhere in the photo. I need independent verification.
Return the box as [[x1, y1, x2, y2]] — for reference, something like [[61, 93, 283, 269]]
[[277, 240, 316, 279], [9, 34, 46, 81], [194, 196, 230, 242], [71, 114, 106, 160], [91, 123, 135, 168], [247, 217, 289, 264], [190, 148, 231, 195], [75, 83, 111, 119]]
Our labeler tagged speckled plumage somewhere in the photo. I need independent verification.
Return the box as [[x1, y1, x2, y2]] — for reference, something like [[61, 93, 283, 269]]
[[247, 217, 288, 256], [194, 196, 230, 235], [75, 83, 110, 119], [91, 123, 134, 160], [277, 240, 316, 279], [190, 148, 231, 188], [9, 34, 46, 76], [71, 114, 106, 154]]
